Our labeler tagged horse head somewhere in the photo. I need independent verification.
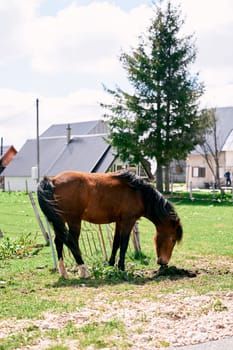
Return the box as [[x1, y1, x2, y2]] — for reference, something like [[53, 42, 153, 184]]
[[155, 217, 183, 266]]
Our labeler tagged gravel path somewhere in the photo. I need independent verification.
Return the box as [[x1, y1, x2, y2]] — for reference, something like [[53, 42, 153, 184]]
[[1, 289, 233, 349]]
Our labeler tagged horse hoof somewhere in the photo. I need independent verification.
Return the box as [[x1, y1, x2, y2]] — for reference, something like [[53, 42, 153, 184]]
[[78, 265, 89, 278], [63, 272, 69, 278], [58, 259, 68, 278], [58, 269, 69, 278]]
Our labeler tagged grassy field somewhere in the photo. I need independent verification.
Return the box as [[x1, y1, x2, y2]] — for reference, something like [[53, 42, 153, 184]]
[[0, 191, 233, 349]]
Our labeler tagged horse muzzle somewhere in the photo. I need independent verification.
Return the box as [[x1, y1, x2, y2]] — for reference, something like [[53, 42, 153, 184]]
[[157, 257, 169, 266]]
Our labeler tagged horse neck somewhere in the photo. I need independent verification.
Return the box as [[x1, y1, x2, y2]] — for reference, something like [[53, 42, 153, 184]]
[[143, 187, 170, 225], [145, 210, 169, 226]]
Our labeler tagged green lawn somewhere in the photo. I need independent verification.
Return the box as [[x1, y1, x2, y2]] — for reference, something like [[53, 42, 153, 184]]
[[0, 191, 233, 349]]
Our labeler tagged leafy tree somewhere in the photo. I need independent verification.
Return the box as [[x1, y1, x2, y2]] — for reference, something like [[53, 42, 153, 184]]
[[199, 108, 222, 188], [101, 1, 208, 192]]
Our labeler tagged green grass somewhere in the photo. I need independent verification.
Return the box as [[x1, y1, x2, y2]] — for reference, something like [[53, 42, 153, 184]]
[[76, 319, 128, 349], [0, 191, 233, 349]]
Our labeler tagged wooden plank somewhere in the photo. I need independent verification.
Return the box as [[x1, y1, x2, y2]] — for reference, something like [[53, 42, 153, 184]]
[[29, 192, 49, 244], [45, 217, 57, 269]]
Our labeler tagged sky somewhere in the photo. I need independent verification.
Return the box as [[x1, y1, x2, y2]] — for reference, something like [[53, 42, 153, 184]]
[[1, 0, 233, 150]]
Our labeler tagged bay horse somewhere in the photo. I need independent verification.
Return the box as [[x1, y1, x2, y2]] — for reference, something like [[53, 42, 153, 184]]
[[37, 170, 183, 278]]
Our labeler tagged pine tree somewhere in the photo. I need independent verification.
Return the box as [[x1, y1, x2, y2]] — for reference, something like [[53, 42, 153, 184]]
[[102, 1, 208, 192]]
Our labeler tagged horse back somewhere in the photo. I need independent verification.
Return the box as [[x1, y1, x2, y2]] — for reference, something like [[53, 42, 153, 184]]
[[50, 171, 144, 224]]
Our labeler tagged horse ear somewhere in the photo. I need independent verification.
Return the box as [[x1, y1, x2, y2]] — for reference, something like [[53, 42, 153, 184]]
[[176, 219, 183, 241], [171, 216, 179, 227], [171, 217, 183, 240]]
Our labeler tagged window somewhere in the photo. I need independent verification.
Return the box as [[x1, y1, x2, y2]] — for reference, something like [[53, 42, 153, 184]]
[[176, 165, 183, 174], [192, 167, 206, 177]]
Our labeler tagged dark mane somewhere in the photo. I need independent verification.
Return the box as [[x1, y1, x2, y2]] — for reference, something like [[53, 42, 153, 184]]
[[115, 171, 179, 225]]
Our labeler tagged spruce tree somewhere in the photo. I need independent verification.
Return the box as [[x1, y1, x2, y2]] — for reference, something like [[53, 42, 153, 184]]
[[102, 1, 208, 192]]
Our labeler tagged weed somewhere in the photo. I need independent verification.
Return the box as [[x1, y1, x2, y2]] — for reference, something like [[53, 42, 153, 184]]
[[0, 234, 36, 260], [213, 299, 228, 312], [158, 339, 171, 347]]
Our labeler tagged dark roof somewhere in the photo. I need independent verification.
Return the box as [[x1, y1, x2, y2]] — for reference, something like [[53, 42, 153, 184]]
[[41, 120, 108, 138], [3, 120, 115, 177]]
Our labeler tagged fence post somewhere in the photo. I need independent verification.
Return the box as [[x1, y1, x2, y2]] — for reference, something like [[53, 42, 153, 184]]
[[25, 179, 28, 194], [29, 192, 49, 244], [98, 225, 108, 261], [189, 181, 193, 200], [45, 217, 57, 269], [132, 222, 141, 254]]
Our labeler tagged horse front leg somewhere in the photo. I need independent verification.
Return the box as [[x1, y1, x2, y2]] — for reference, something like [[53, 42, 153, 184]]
[[67, 222, 89, 278], [109, 223, 121, 266], [118, 232, 131, 271], [118, 221, 135, 271]]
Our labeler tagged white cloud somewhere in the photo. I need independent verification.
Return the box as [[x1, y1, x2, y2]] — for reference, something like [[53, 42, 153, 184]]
[[0, 89, 38, 149], [0, 0, 40, 63], [201, 84, 233, 109], [171, 0, 233, 108], [0, 1, 152, 148], [1, 0, 233, 149], [0, 87, 112, 149], [39, 88, 113, 128], [24, 2, 152, 74]]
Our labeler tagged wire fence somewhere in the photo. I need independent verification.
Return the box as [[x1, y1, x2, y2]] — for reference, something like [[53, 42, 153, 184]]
[[0, 192, 141, 269], [46, 221, 141, 269]]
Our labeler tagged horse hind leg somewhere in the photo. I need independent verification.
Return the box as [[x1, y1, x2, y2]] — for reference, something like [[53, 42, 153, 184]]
[[54, 235, 68, 278], [77, 264, 89, 278], [58, 259, 68, 278], [67, 222, 89, 278]]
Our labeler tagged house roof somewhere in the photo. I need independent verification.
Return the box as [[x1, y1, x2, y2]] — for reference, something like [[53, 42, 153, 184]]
[[192, 107, 233, 155], [215, 107, 233, 150], [222, 130, 233, 151], [1, 145, 11, 156], [41, 120, 108, 138], [0, 145, 17, 174], [2, 120, 115, 177]]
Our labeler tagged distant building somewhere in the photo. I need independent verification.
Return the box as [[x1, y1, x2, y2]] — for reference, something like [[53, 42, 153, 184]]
[[0, 144, 17, 189], [2, 120, 118, 191], [186, 107, 233, 188], [0, 145, 17, 174]]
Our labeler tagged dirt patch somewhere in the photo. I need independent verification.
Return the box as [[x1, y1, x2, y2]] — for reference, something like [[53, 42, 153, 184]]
[[153, 265, 197, 279]]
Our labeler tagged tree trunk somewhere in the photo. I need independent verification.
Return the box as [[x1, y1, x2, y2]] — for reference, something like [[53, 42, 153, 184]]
[[164, 165, 170, 192], [156, 164, 163, 192], [214, 156, 221, 188]]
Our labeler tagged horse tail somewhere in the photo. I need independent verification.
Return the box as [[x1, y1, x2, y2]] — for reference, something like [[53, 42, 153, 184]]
[[37, 176, 69, 241]]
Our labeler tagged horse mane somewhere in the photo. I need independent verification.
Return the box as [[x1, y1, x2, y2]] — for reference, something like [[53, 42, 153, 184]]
[[114, 171, 180, 227]]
